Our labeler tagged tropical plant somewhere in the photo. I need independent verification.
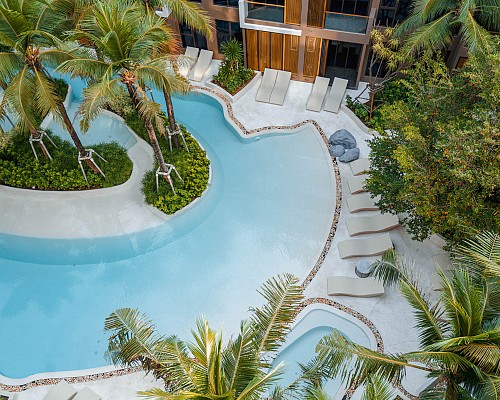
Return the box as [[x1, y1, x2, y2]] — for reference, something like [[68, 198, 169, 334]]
[[104, 274, 329, 399], [316, 235, 500, 399], [58, 0, 191, 175], [365, 50, 500, 242], [395, 0, 500, 56], [213, 39, 254, 95], [0, 0, 99, 172]]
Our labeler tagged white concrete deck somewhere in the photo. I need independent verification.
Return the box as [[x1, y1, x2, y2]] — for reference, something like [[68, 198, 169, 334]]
[[0, 126, 166, 238], [1, 62, 449, 399]]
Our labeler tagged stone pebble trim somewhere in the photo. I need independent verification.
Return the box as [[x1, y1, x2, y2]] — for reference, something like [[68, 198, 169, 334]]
[[1, 86, 416, 400]]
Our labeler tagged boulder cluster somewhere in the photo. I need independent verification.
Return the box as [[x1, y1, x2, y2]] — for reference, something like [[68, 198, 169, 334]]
[[328, 129, 360, 162]]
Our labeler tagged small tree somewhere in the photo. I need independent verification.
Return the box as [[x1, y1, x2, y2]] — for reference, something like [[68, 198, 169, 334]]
[[365, 50, 500, 242], [351, 27, 406, 120], [213, 39, 254, 95]]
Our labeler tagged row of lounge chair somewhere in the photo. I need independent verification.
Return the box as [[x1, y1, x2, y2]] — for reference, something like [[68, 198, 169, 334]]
[[328, 158, 400, 297], [306, 76, 349, 113], [255, 68, 292, 106], [44, 380, 100, 400], [181, 46, 214, 82]]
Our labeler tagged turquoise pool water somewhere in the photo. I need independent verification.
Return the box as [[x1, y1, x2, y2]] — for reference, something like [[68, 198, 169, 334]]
[[271, 308, 371, 396], [0, 82, 335, 378]]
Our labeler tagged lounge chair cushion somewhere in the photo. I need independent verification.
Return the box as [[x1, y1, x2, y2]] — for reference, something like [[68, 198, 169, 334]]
[[347, 176, 366, 194], [350, 158, 370, 175], [306, 76, 330, 112], [189, 49, 213, 82], [73, 387, 101, 400], [324, 77, 349, 113], [327, 276, 384, 297], [256, 68, 278, 103], [269, 70, 291, 105], [346, 214, 400, 236], [43, 381, 78, 400], [338, 233, 393, 259], [346, 193, 380, 213]]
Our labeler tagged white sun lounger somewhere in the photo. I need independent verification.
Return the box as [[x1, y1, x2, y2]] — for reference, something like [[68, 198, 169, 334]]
[[347, 176, 367, 194], [346, 214, 400, 236], [346, 193, 380, 213], [350, 157, 370, 176], [306, 76, 330, 112], [179, 46, 199, 77], [269, 70, 292, 105], [188, 49, 213, 82], [327, 276, 385, 297], [43, 381, 78, 400], [256, 68, 278, 103], [73, 387, 101, 400], [323, 77, 349, 113], [338, 233, 393, 259]]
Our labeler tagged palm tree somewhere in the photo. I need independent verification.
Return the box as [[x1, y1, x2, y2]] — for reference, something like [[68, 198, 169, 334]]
[[316, 241, 500, 399], [136, 0, 213, 147], [104, 274, 328, 399], [0, 0, 99, 171], [58, 0, 191, 174], [395, 0, 500, 56]]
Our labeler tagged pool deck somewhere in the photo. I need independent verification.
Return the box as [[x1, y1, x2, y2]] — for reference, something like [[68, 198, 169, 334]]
[[3, 61, 449, 399]]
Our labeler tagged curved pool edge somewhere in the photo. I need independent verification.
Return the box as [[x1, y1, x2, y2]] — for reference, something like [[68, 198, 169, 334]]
[[0, 88, 343, 385]]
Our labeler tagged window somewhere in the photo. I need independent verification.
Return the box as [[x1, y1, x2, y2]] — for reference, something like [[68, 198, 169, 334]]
[[328, 0, 369, 16], [179, 23, 208, 49], [213, 0, 239, 7], [216, 20, 243, 51], [376, 0, 411, 26]]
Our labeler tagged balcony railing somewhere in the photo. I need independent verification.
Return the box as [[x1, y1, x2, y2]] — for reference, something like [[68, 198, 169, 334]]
[[324, 12, 369, 33], [246, 1, 284, 24]]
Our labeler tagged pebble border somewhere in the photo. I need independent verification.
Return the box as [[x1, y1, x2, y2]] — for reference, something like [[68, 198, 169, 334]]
[[1, 86, 416, 400]]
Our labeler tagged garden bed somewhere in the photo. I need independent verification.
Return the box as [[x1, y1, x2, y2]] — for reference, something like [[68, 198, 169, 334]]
[[207, 72, 260, 103], [123, 112, 210, 215], [0, 133, 133, 190]]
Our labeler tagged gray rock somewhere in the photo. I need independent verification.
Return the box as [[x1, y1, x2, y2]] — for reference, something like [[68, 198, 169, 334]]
[[329, 129, 357, 149], [329, 145, 345, 157], [339, 147, 360, 163]]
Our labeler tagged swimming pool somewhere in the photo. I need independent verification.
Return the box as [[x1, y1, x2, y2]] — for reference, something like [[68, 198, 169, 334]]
[[0, 83, 336, 379], [271, 305, 374, 397]]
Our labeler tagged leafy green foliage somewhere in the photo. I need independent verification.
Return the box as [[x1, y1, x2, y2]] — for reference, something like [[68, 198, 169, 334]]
[[365, 53, 500, 242], [123, 111, 210, 215], [213, 39, 255, 95], [104, 274, 318, 399], [0, 131, 132, 190], [317, 235, 500, 399]]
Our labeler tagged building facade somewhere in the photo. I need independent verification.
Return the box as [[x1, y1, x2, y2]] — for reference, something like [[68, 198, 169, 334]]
[[161, 0, 414, 88]]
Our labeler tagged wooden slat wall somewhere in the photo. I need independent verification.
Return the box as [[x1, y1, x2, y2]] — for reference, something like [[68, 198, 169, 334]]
[[271, 33, 283, 69], [284, 0, 301, 25], [258, 31, 271, 70], [283, 35, 299, 74], [245, 30, 259, 70], [303, 37, 322, 77], [307, 0, 326, 27]]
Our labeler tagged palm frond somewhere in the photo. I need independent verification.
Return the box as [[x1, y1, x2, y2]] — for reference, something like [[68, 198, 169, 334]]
[[361, 373, 395, 400], [370, 249, 448, 346], [104, 308, 167, 373], [453, 231, 500, 280], [402, 12, 454, 56], [78, 77, 122, 132], [457, 5, 493, 54], [249, 273, 304, 359]]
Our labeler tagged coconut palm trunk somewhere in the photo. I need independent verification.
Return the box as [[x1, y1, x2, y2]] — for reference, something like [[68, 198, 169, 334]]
[[125, 82, 169, 172], [55, 100, 100, 173], [28, 125, 50, 158], [163, 90, 180, 148]]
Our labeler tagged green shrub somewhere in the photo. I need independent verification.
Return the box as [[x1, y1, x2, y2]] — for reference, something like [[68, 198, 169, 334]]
[[0, 131, 132, 190], [213, 39, 255, 95], [123, 112, 210, 215]]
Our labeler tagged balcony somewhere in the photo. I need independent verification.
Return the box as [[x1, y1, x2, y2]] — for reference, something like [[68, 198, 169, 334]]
[[246, 1, 284, 23], [324, 12, 369, 34]]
